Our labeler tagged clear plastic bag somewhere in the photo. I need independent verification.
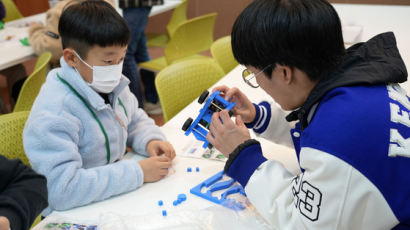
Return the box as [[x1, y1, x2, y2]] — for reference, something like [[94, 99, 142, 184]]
[[98, 203, 275, 230], [36, 204, 275, 230]]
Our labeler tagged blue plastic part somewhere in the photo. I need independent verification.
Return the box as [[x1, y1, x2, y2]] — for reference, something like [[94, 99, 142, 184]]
[[209, 178, 235, 192], [190, 171, 246, 210], [196, 167, 200, 172], [177, 193, 187, 202], [158, 200, 163, 206], [162, 210, 167, 216], [184, 91, 236, 148], [173, 200, 179, 206], [187, 167, 192, 172]]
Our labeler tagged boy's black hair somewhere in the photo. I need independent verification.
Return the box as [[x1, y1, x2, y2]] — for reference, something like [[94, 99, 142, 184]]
[[59, 0, 130, 59], [232, 0, 345, 81]]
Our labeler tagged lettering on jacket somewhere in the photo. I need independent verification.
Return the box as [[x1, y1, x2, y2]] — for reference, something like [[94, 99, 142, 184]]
[[387, 85, 410, 158]]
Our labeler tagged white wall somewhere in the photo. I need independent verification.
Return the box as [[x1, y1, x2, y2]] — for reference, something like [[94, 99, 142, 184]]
[[333, 3, 410, 93]]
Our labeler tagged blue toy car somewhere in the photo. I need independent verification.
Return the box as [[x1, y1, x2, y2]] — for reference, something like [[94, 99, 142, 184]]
[[182, 90, 236, 148]]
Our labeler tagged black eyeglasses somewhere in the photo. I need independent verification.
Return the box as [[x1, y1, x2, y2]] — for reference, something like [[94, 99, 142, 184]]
[[242, 64, 272, 88]]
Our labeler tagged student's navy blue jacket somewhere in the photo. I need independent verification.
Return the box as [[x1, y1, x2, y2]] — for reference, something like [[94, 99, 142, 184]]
[[0, 155, 48, 230]]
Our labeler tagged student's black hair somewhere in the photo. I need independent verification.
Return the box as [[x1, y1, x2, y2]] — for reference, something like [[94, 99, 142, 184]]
[[232, 0, 345, 81], [58, 0, 130, 59]]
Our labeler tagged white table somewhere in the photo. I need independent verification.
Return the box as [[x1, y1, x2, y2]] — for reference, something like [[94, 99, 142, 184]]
[[0, 13, 45, 71], [33, 65, 299, 229], [0, 0, 182, 71]]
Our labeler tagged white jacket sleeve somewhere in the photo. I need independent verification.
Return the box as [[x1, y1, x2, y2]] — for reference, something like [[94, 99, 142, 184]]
[[248, 102, 294, 148], [245, 147, 399, 229]]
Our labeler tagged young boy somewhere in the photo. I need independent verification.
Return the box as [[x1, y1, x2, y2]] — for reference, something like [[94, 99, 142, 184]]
[[207, 0, 410, 229], [23, 0, 175, 216]]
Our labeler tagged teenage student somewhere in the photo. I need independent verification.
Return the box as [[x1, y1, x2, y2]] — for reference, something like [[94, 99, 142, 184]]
[[23, 0, 175, 216], [207, 0, 410, 229]]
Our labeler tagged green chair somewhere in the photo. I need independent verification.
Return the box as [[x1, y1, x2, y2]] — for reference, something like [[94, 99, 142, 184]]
[[140, 13, 217, 72], [0, 111, 42, 228], [211, 36, 239, 74], [146, 0, 188, 47], [13, 52, 52, 112], [0, 111, 30, 165], [2, 0, 24, 22], [155, 59, 225, 122]]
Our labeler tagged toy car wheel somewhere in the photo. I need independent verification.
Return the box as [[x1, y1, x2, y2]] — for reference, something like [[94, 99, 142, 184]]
[[182, 118, 193, 131], [198, 90, 210, 104]]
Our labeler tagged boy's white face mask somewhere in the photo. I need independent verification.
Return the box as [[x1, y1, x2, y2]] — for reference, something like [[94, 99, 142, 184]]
[[73, 50, 123, 93]]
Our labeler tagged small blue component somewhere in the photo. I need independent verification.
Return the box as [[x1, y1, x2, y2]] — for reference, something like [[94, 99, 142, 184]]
[[177, 193, 187, 202], [187, 167, 192, 172], [173, 200, 179, 206], [190, 171, 247, 210], [162, 210, 167, 216], [196, 167, 200, 172], [182, 90, 236, 148], [158, 200, 163, 206]]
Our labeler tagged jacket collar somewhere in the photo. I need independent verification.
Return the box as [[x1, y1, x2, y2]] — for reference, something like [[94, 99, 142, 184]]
[[286, 32, 408, 130]]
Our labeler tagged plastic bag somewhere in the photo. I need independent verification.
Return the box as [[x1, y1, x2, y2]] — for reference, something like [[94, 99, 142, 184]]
[[37, 203, 275, 230], [97, 204, 275, 230]]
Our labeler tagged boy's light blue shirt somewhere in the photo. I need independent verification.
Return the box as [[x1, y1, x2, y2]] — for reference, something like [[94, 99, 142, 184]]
[[23, 57, 166, 215]]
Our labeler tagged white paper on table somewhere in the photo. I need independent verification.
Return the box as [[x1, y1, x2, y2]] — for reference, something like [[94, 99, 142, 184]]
[[180, 140, 227, 162]]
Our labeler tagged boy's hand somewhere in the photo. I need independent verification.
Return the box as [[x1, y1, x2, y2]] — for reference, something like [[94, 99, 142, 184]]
[[212, 85, 256, 123], [138, 156, 172, 182], [0, 216, 10, 230], [146, 140, 176, 160], [206, 110, 251, 156]]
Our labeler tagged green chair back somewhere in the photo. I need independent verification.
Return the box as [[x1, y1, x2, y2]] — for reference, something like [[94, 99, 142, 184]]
[[140, 13, 217, 72], [146, 0, 188, 47], [164, 13, 217, 65], [211, 36, 239, 74], [166, 0, 188, 37], [0, 111, 30, 165], [2, 0, 23, 22], [13, 52, 52, 112], [155, 59, 225, 122]]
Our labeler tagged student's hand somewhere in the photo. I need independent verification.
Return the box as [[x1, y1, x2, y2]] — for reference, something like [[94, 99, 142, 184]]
[[206, 110, 251, 156], [138, 156, 172, 182], [0, 216, 10, 230], [212, 86, 256, 123], [146, 140, 176, 160]]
